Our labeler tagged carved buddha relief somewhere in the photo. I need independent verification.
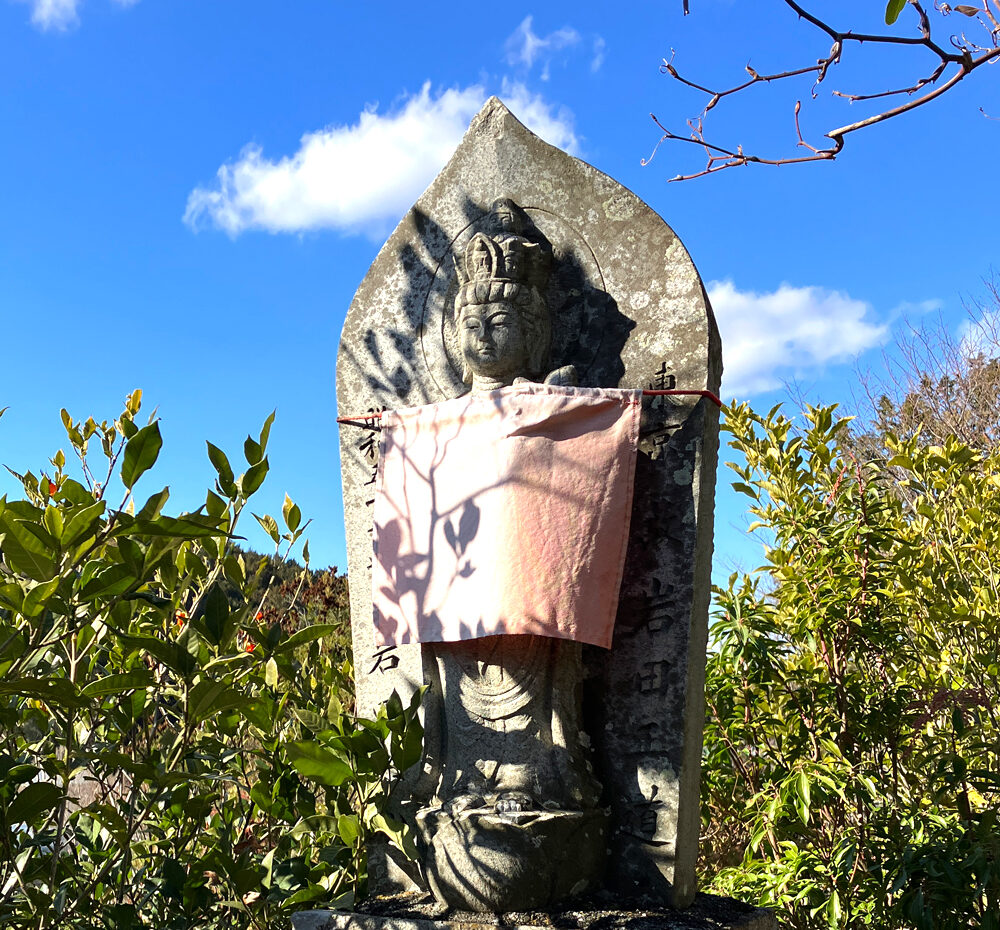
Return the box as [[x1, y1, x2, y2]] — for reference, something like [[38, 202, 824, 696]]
[[414, 200, 608, 910], [341, 99, 721, 914]]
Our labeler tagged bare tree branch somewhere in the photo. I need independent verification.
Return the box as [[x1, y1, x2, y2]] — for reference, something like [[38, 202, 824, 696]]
[[831, 59, 948, 102], [852, 278, 1000, 457], [650, 0, 1000, 180]]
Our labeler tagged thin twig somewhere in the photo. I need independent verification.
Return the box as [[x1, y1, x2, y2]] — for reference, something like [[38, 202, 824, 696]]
[[653, 0, 1000, 179]]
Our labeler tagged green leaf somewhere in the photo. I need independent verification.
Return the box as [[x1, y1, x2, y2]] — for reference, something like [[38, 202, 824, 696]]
[[80, 563, 136, 599], [42, 504, 64, 541], [392, 717, 423, 773], [0, 677, 83, 708], [0, 582, 24, 611], [370, 812, 417, 859], [202, 583, 233, 647], [884, 0, 906, 23], [88, 803, 130, 849], [282, 885, 333, 907], [244, 435, 263, 466], [119, 414, 138, 439], [206, 442, 235, 489], [253, 512, 280, 544], [3, 499, 42, 522], [826, 888, 842, 924], [385, 690, 404, 722], [0, 517, 57, 581], [118, 633, 195, 677], [265, 657, 279, 688], [223, 553, 245, 587], [240, 457, 269, 498], [282, 494, 302, 532], [187, 680, 245, 723], [240, 697, 276, 732], [126, 388, 142, 415], [81, 669, 153, 698], [22, 577, 60, 617], [7, 781, 63, 826], [338, 814, 360, 847], [15, 519, 59, 552], [136, 486, 170, 520], [795, 770, 811, 825], [124, 514, 233, 540], [205, 489, 227, 518], [59, 478, 94, 505], [292, 707, 327, 733], [205, 442, 233, 481], [120, 421, 162, 489], [117, 536, 145, 574], [285, 741, 354, 786], [62, 500, 107, 547], [259, 410, 276, 450], [273, 623, 342, 654], [289, 814, 340, 839]]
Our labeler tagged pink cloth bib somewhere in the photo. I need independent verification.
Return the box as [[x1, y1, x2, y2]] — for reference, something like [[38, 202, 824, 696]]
[[371, 383, 641, 649]]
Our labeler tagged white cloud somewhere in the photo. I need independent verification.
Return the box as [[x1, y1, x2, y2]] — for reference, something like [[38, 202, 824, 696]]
[[500, 80, 579, 154], [591, 37, 606, 73], [708, 280, 889, 397], [184, 82, 579, 237], [17, 0, 139, 31], [959, 310, 1000, 359], [19, 0, 79, 31], [890, 298, 943, 318], [505, 15, 580, 70]]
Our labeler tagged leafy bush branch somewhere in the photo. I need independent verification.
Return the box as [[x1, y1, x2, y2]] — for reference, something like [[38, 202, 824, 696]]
[[0, 393, 422, 930], [702, 402, 999, 928]]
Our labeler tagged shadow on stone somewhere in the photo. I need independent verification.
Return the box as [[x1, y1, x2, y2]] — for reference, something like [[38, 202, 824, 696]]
[[336, 95, 725, 915]]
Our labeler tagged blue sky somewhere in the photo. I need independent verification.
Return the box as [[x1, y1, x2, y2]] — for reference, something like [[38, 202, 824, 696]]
[[1, 0, 997, 578]]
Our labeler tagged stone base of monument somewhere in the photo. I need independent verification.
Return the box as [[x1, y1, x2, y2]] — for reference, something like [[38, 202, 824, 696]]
[[291, 892, 778, 930], [415, 806, 607, 912]]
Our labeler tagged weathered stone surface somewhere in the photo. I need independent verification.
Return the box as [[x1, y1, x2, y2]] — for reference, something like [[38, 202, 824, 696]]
[[291, 893, 777, 930], [337, 97, 721, 909], [417, 804, 607, 912]]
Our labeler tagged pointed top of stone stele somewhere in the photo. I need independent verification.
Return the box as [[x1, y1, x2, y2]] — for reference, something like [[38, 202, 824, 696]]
[[337, 97, 721, 909], [339, 94, 719, 408]]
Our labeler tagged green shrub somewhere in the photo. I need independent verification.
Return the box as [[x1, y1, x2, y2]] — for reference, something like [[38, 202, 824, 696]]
[[701, 403, 999, 929], [0, 393, 421, 930]]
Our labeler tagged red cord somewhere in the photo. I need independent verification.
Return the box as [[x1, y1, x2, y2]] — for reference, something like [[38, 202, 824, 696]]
[[336, 389, 722, 425], [642, 389, 723, 407]]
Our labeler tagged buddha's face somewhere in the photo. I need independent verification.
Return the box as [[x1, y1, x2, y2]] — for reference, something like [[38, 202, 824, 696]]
[[459, 301, 529, 383], [494, 206, 516, 232]]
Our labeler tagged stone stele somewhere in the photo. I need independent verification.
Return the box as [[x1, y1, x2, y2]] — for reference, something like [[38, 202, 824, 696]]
[[335, 97, 722, 913]]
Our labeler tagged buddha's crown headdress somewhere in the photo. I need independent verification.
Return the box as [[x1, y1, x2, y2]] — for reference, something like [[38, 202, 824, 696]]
[[455, 233, 549, 294], [454, 201, 551, 303], [449, 200, 553, 381]]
